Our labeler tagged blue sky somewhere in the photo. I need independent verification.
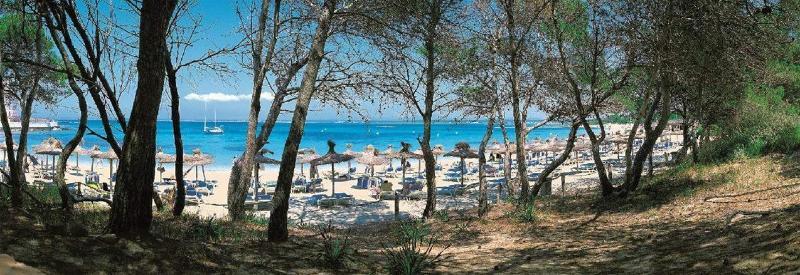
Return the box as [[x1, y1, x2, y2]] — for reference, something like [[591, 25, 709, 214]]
[[34, 1, 546, 122]]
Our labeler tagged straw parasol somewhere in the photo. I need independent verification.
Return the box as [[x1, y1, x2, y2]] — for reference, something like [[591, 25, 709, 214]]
[[185, 148, 213, 182], [297, 148, 318, 178], [381, 145, 396, 169], [356, 145, 388, 177], [93, 148, 118, 183], [0, 142, 18, 163], [253, 149, 280, 201], [311, 140, 355, 196], [388, 142, 423, 187], [154, 147, 176, 181], [87, 145, 102, 172], [444, 142, 479, 186], [72, 144, 91, 168], [342, 143, 360, 174], [34, 137, 63, 175]]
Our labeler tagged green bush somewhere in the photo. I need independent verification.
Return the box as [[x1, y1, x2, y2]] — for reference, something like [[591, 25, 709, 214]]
[[382, 220, 449, 275], [698, 86, 800, 162], [318, 222, 351, 269]]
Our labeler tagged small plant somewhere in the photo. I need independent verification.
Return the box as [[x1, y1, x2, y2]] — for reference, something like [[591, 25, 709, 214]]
[[515, 201, 537, 222], [318, 221, 351, 269], [433, 210, 449, 222], [243, 212, 269, 226], [382, 220, 449, 275]]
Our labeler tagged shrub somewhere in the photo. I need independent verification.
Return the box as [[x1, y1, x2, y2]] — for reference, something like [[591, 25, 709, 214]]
[[698, 86, 800, 162], [318, 222, 351, 269], [433, 210, 449, 222], [382, 220, 449, 275]]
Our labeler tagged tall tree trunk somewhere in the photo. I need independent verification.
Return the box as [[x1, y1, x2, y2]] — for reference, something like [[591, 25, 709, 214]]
[[227, 0, 282, 220], [55, 78, 89, 210], [504, 2, 528, 204], [478, 115, 494, 216], [165, 55, 185, 216], [532, 122, 579, 197], [267, 0, 335, 242], [497, 112, 514, 198], [621, 88, 672, 196], [580, 117, 614, 196], [109, 0, 177, 236], [420, 1, 441, 218]]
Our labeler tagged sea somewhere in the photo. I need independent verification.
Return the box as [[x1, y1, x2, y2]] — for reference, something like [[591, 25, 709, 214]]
[[19, 120, 585, 170]]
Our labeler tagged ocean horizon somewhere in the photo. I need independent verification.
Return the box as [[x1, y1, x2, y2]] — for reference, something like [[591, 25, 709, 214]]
[[13, 120, 589, 170]]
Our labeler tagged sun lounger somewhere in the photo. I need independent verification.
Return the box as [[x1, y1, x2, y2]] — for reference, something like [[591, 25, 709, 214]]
[[355, 176, 370, 189], [185, 187, 201, 205]]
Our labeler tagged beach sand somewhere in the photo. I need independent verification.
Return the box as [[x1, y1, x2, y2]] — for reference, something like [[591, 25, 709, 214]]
[[30, 123, 681, 227]]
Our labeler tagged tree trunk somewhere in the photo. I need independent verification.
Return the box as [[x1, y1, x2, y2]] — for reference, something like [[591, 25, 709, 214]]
[[532, 122, 579, 197], [267, 0, 335, 242], [228, 0, 284, 220], [478, 115, 495, 216], [420, 1, 441, 218], [621, 88, 672, 196], [498, 113, 514, 198], [109, 0, 177, 236], [580, 119, 614, 196], [165, 55, 185, 216], [504, 3, 528, 204], [55, 77, 89, 210]]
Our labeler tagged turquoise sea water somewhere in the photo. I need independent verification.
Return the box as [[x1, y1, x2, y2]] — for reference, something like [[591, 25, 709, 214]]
[[19, 120, 586, 170]]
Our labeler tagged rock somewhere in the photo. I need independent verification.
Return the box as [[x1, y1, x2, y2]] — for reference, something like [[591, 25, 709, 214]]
[[0, 254, 45, 275], [96, 234, 118, 243], [68, 224, 89, 237], [125, 241, 146, 255]]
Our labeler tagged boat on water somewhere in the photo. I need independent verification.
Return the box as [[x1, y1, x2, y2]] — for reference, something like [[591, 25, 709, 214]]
[[203, 106, 224, 135], [5, 104, 60, 131]]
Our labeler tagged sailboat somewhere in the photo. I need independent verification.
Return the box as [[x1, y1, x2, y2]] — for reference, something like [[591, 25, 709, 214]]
[[203, 105, 224, 135]]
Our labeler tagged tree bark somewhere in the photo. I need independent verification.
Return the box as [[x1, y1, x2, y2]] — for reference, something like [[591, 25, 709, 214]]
[[621, 88, 672, 196], [503, 1, 529, 204], [420, 0, 442, 219], [109, 0, 177, 236], [580, 117, 614, 196], [227, 0, 283, 220], [165, 53, 185, 216], [532, 122, 579, 197], [267, 0, 335, 242], [497, 112, 514, 198], [478, 115, 495, 216]]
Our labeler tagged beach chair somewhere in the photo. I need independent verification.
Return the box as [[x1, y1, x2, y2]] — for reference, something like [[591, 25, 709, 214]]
[[355, 176, 370, 189], [292, 178, 308, 193], [185, 187, 201, 205], [333, 192, 355, 206], [196, 181, 212, 195], [306, 194, 326, 206]]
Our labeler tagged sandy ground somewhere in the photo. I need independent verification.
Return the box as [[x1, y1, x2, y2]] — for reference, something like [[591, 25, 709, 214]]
[[25, 123, 681, 226]]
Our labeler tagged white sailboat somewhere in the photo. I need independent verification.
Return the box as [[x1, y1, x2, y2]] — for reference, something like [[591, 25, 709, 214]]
[[203, 104, 224, 135]]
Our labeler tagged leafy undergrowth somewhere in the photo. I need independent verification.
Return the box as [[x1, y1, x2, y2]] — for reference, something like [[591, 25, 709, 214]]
[[2, 155, 800, 274]]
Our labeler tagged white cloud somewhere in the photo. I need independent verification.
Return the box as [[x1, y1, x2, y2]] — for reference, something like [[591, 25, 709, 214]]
[[185, 92, 273, 102]]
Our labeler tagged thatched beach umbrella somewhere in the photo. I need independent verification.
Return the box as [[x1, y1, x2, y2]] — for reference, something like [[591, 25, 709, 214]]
[[72, 144, 91, 169], [297, 148, 318, 178], [34, 137, 62, 175], [342, 143, 359, 174], [0, 142, 18, 163], [388, 142, 423, 187], [94, 149, 118, 183], [311, 140, 355, 196], [253, 149, 280, 201], [382, 145, 396, 169], [444, 142, 479, 186], [185, 148, 213, 182], [87, 145, 102, 172], [356, 145, 388, 177], [154, 147, 176, 181]]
